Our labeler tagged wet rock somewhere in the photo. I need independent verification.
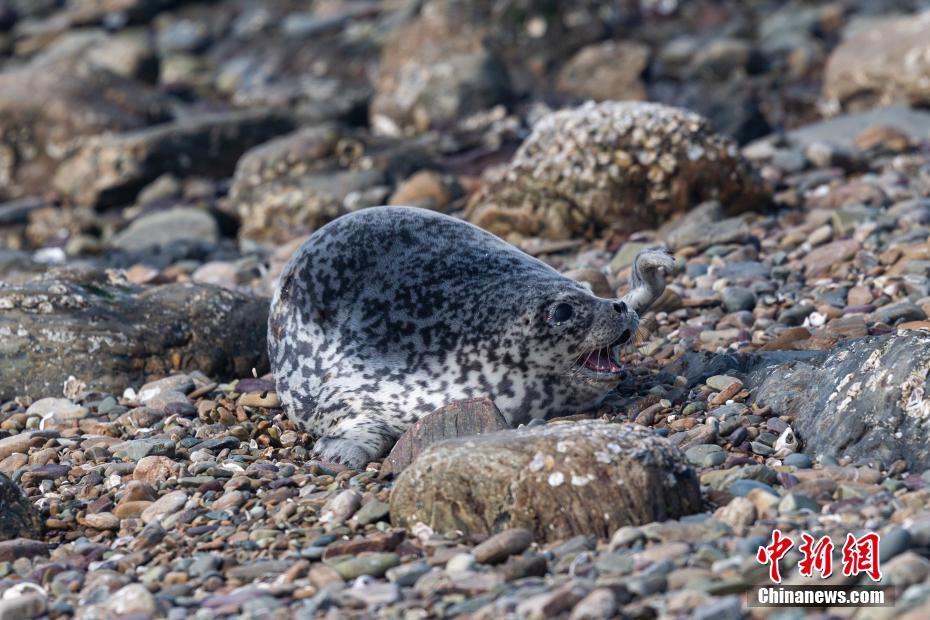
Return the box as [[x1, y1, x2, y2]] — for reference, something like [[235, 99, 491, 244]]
[[467, 101, 769, 240], [661, 201, 753, 252], [390, 421, 701, 542], [370, 2, 511, 134], [0, 473, 41, 541], [556, 41, 649, 102], [383, 397, 510, 476], [0, 269, 268, 400], [0, 31, 171, 201], [53, 110, 295, 208], [750, 332, 930, 469], [824, 10, 930, 111]]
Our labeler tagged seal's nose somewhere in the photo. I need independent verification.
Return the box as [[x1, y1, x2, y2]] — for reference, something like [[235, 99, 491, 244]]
[[612, 301, 627, 314]]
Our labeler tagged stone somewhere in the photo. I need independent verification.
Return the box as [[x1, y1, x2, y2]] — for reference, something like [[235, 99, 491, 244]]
[[685, 444, 725, 468], [0, 591, 46, 620], [369, 2, 511, 134], [661, 201, 753, 252], [472, 528, 533, 565], [0, 269, 268, 401], [715, 497, 756, 533], [749, 331, 930, 469], [53, 109, 295, 208], [0, 473, 41, 541], [133, 456, 180, 485], [112, 438, 175, 461], [466, 101, 769, 240], [390, 421, 701, 542], [333, 553, 400, 580], [802, 239, 860, 278], [556, 41, 649, 102], [383, 397, 510, 475], [320, 490, 362, 525], [0, 538, 46, 562], [141, 491, 188, 524], [111, 208, 219, 250], [824, 10, 930, 111], [568, 588, 618, 620], [387, 170, 462, 212], [104, 584, 156, 617], [230, 126, 432, 242], [721, 287, 757, 313], [0, 31, 171, 202]]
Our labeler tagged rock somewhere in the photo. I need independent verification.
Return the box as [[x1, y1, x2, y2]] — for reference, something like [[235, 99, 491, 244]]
[[661, 201, 753, 252], [53, 109, 295, 208], [721, 287, 757, 313], [0, 31, 171, 201], [715, 497, 756, 533], [0, 591, 46, 620], [569, 588, 618, 620], [104, 584, 157, 617], [0, 473, 41, 541], [333, 553, 400, 579], [472, 528, 533, 564], [320, 490, 362, 525], [0, 269, 268, 400], [387, 170, 462, 211], [750, 331, 930, 469], [0, 538, 46, 562], [466, 101, 769, 240], [383, 398, 510, 476], [133, 456, 180, 485], [111, 208, 219, 250], [872, 301, 926, 326], [824, 10, 930, 111], [685, 444, 725, 468], [112, 438, 175, 461], [230, 126, 433, 242], [369, 2, 511, 134], [556, 41, 649, 102], [801, 239, 860, 278], [141, 490, 188, 524], [390, 421, 701, 542]]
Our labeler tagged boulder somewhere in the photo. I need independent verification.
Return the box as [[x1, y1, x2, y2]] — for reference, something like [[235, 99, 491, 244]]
[[466, 101, 770, 240], [230, 126, 436, 242], [0, 267, 268, 400], [824, 11, 930, 111], [0, 31, 171, 201], [370, 1, 511, 135], [556, 41, 649, 102], [0, 473, 42, 541], [390, 421, 701, 543], [382, 398, 511, 476], [53, 109, 295, 208]]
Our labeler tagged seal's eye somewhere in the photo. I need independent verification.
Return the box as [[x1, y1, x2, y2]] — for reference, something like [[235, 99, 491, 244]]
[[551, 303, 574, 324]]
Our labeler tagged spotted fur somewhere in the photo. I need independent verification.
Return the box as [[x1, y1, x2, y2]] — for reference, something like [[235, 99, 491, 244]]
[[269, 207, 664, 468]]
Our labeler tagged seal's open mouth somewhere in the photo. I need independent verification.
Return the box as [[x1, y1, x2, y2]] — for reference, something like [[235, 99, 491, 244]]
[[574, 330, 632, 380]]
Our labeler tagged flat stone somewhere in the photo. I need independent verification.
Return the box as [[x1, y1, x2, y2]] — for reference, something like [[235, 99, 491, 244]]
[[333, 553, 400, 579], [472, 528, 533, 565], [141, 491, 188, 524], [391, 421, 701, 542]]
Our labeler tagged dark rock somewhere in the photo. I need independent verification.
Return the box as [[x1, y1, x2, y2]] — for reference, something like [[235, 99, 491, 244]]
[[0, 268, 268, 400], [390, 421, 701, 543], [750, 332, 930, 469], [0, 473, 41, 541], [53, 109, 296, 208], [0, 537, 47, 562], [382, 397, 510, 476]]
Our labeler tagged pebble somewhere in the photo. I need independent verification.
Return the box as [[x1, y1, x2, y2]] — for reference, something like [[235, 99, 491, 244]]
[[473, 528, 534, 564]]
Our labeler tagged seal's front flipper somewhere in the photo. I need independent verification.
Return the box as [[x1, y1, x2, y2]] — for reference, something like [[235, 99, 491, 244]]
[[311, 415, 400, 470], [620, 248, 676, 314]]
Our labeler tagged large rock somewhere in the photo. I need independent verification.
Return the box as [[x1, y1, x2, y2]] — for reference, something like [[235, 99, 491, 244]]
[[0, 31, 171, 201], [0, 473, 41, 541], [750, 332, 930, 470], [390, 421, 701, 543], [466, 101, 770, 240], [370, 1, 511, 135], [53, 109, 296, 208], [0, 268, 268, 400], [230, 126, 435, 242], [824, 11, 930, 111]]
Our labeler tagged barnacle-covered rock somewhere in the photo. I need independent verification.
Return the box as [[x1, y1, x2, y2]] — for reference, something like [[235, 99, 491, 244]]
[[466, 101, 770, 240], [390, 421, 701, 542]]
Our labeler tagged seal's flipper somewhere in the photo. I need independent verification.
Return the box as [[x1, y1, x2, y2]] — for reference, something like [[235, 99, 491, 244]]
[[620, 248, 675, 314], [311, 414, 401, 470]]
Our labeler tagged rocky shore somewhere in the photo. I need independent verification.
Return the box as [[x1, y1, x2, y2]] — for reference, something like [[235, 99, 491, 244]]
[[2, 1, 930, 619]]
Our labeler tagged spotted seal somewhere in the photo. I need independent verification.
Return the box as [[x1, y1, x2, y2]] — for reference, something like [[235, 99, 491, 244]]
[[269, 206, 673, 468]]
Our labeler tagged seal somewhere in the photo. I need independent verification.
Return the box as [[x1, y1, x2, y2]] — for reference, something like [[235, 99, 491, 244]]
[[269, 206, 673, 468]]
